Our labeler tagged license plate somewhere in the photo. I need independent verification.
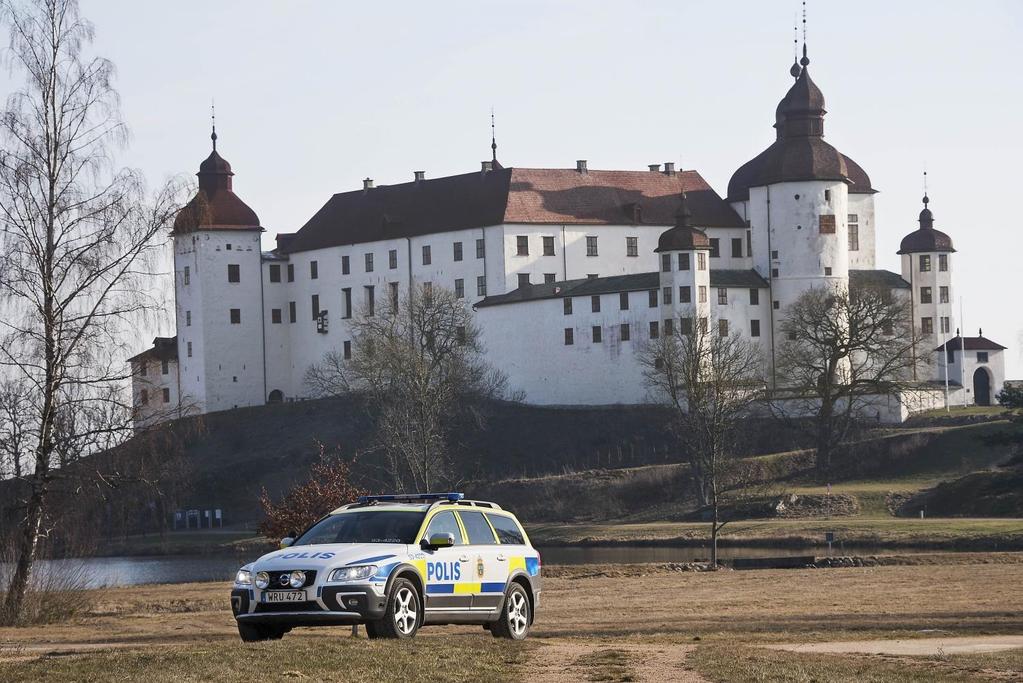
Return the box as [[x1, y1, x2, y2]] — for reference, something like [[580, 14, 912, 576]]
[[262, 590, 306, 603]]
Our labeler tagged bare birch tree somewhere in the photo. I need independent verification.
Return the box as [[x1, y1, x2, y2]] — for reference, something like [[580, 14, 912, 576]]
[[772, 284, 923, 477], [306, 284, 510, 492], [639, 313, 767, 566], [0, 0, 182, 623]]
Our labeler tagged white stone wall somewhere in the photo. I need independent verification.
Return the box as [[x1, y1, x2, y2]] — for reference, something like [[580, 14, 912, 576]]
[[900, 251, 955, 350], [942, 347, 1005, 405], [131, 357, 181, 429], [847, 194, 876, 270]]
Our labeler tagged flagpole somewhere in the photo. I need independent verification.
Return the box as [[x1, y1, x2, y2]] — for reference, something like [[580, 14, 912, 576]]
[[960, 297, 967, 407]]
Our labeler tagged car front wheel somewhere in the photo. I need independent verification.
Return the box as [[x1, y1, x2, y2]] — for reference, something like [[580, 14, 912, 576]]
[[491, 583, 530, 640], [369, 577, 421, 639]]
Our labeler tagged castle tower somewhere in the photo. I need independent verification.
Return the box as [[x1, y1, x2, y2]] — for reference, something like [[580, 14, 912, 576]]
[[898, 193, 956, 351], [171, 127, 266, 414], [656, 191, 712, 339]]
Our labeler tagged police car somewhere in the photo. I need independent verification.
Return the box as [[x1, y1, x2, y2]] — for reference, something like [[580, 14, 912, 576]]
[[231, 493, 541, 641]]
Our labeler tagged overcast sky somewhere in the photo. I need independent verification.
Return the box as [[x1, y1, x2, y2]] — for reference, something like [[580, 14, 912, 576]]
[[11, 1, 1022, 378]]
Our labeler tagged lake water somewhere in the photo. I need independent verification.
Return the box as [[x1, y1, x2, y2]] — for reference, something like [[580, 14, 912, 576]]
[[11, 544, 925, 588]]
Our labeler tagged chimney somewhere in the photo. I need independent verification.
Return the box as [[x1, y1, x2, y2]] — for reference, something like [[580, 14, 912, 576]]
[[648, 164, 661, 173], [363, 178, 374, 192], [576, 160, 588, 174], [481, 160, 493, 173], [414, 170, 425, 184], [663, 162, 675, 176]]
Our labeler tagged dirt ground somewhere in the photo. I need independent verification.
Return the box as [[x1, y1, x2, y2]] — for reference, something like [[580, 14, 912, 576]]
[[2, 558, 1022, 681]]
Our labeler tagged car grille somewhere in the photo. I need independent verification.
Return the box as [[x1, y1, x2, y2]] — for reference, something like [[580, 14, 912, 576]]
[[265, 569, 317, 589], [254, 600, 325, 613]]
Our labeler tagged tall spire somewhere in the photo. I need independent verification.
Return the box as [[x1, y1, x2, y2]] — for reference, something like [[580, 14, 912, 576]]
[[800, 1, 809, 67], [210, 100, 217, 151], [919, 171, 934, 229], [790, 18, 800, 78], [490, 108, 498, 163]]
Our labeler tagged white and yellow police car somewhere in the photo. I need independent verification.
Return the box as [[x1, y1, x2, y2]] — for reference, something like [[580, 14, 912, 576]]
[[231, 493, 541, 641]]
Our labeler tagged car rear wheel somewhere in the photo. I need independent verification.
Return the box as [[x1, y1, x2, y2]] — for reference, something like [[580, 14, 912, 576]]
[[368, 577, 421, 639], [237, 622, 286, 642], [491, 583, 530, 640]]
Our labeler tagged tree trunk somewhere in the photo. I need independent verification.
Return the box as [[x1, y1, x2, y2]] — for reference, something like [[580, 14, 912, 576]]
[[2, 476, 47, 622]]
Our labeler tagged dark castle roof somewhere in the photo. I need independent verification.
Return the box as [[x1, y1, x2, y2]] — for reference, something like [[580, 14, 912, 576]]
[[284, 168, 744, 254], [898, 197, 955, 254], [849, 269, 910, 290], [935, 336, 1007, 352], [173, 149, 261, 234], [127, 336, 178, 364]]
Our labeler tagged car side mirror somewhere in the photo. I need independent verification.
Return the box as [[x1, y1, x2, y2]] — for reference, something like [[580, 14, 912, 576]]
[[422, 532, 454, 550], [280, 537, 295, 549]]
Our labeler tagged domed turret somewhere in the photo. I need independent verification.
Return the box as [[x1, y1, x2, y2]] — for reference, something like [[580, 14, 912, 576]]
[[898, 195, 955, 254], [172, 128, 261, 234]]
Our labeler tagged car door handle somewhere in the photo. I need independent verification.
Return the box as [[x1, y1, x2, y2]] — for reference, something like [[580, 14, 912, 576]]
[[496, 554, 507, 561], [459, 556, 470, 563]]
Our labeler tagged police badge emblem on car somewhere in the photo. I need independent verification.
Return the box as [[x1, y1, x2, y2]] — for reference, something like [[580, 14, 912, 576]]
[[477, 556, 484, 579]]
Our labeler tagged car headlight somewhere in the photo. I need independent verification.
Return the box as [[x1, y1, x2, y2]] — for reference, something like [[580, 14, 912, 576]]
[[235, 568, 252, 585], [254, 571, 270, 589], [288, 570, 306, 589], [328, 565, 377, 582]]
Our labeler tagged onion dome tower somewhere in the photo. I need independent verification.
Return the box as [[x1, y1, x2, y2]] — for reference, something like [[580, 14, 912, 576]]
[[173, 126, 261, 234], [899, 191, 956, 343], [656, 191, 712, 338]]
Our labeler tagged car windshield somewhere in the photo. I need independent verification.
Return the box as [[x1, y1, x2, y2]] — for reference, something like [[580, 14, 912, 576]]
[[293, 511, 426, 546]]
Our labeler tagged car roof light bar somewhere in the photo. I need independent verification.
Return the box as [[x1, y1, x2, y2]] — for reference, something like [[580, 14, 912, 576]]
[[356, 492, 464, 504]]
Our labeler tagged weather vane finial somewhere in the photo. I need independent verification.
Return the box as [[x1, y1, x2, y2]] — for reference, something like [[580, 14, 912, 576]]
[[790, 14, 801, 78], [210, 99, 217, 152], [923, 170, 929, 206], [800, 1, 809, 66], [490, 107, 497, 163]]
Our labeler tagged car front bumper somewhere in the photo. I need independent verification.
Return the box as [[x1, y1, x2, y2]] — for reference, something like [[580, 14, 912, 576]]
[[231, 583, 388, 625]]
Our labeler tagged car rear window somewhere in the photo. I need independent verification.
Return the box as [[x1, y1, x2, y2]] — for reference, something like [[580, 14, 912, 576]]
[[486, 514, 525, 545], [458, 510, 497, 545]]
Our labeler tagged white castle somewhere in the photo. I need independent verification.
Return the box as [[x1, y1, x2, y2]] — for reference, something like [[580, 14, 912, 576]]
[[130, 44, 1007, 428]]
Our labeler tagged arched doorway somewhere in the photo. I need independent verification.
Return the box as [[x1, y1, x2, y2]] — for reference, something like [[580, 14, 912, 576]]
[[972, 368, 991, 406], [267, 389, 284, 403]]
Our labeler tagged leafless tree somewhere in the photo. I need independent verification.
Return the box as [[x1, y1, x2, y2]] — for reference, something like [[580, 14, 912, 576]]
[[306, 284, 511, 492], [772, 284, 924, 477], [0, 380, 31, 479], [639, 311, 767, 566], [0, 0, 182, 623]]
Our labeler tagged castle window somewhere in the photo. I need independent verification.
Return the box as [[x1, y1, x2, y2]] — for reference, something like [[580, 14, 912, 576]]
[[848, 221, 859, 251], [564, 328, 574, 345], [648, 290, 657, 307], [271, 308, 281, 324], [663, 319, 674, 335], [977, 352, 989, 363], [161, 359, 169, 375], [228, 264, 240, 283], [626, 236, 638, 257], [544, 273, 556, 284], [140, 389, 148, 405], [477, 276, 487, 297], [456, 326, 466, 346], [921, 317, 933, 334], [731, 238, 743, 258], [746, 230, 752, 256], [518, 273, 530, 288], [947, 346, 955, 365], [718, 319, 729, 337], [422, 245, 431, 265], [455, 278, 464, 299], [920, 287, 932, 304], [389, 283, 399, 311], [824, 189, 831, 202], [941, 317, 950, 334], [717, 288, 727, 305], [342, 288, 352, 318], [586, 236, 598, 257], [342, 255, 351, 274], [620, 292, 629, 310], [289, 301, 296, 323], [564, 298, 572, 315], [592, 326, 602, 343], [773, 301, 780, 310], [819, 214, 836, 234], [269, 264, 281, 282], [544, 236, 556, 256], [516, 236, 529, 256], [587, 273, 597, 279], [187, 341, 193, 357], [453, 242, 463, 262], [310, 260, 318, 279], [311, 295, 319, 320], [940, 286, 949, 304], [591, 295, 600, 313], [661, 253, 671, 272], [663, 287, 672, 305], [697, 252, 707, 270], [230, 308, 240, 324], [343, 341, 352, 360], [939, 254, 948, 272], [679, 253, 690, 271], [771, 268, 779, 278], [649, 321, 659, 339], [183, 266, 190, 285], [709, 238, 720, 258], [699, 317, 709, 334], [680, 286, 691, 303], [185, 311, 191, 327], [749, 289, 759, 305], [750, 319, 760, 337], [226, 243, 232, 251], [919, 255, 931, 272], [365, 286, 375, 316], [825, 267, 833, 276], [698, 286, 707, 304], [365, 253, 374, 272], [771, 250, 779, 260], [162, 388, 170, 403], [476, 238, 485, 259], [620, 323, 630, 341], [680, 317, 693, 336], [287, 264, 295, 282]]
